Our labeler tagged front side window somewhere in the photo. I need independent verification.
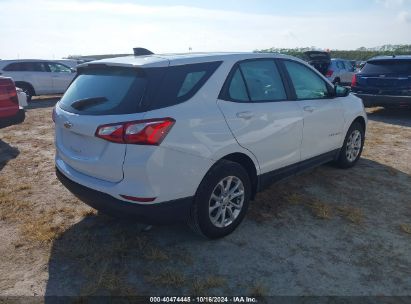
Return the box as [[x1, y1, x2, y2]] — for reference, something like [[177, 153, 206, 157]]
[[240, 60, 287, 102], [283, 60, 329, 100], [48, 63, 71, 73], [224, 60, 287, 102]]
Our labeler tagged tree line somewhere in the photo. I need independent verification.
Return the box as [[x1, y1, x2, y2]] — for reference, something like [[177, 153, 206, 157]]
[[255, 45, 411, 61]]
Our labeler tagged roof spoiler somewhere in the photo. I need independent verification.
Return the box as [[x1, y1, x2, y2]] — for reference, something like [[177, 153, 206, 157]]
[[133, 47, 154, 56]]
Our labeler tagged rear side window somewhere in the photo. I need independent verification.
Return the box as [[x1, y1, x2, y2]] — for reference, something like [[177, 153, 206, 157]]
[[361, 60, 411, 74], [59, 61, 222, 115], [283, 60, 329, 100], [222, 60, 287, 102], [3, 62, 48, 72], [150, 61, 222, 110], [3, 63, 24, 71]]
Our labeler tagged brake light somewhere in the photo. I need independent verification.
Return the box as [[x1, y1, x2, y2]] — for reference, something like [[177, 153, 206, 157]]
[[351, 74, 357, 87], [326, 70, 334, 77], [0, 78, 18, 105], [95, 118, 175, 145]]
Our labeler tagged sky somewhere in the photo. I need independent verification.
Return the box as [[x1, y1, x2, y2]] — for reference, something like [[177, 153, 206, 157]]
[[0, 0, 411, 59]]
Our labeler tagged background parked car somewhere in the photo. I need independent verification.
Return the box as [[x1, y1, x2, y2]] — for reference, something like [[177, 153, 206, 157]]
[[0, 59, 76, 101], [351, 55, 411, 108], [304, 51, 355, 85], [0, 77, 25, 127], [56, 59, 86, 71]]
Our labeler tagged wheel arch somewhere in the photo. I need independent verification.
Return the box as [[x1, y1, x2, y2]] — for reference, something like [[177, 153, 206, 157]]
[[14, 81, 36, 95], [219, 152, 259, 200], [352, 116, 366, 132]]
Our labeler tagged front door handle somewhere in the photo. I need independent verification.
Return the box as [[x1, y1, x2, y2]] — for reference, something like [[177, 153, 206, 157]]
[[236, 111, 254, 119], [303, 106, 315, 113]]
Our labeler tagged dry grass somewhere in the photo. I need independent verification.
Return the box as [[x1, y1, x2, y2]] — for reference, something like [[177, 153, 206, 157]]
[[336, 206, 364, 224], [145, 269, 185, 288], [286, 193, 304, 205], [249, 282, 268, 297], [21, 216, 65, 243], [80, 208, 98, 218], [308, 201, 333, 220], [143, 246, 169, 261], [400, 224, 411, 235], [191, 276, 226, 295]]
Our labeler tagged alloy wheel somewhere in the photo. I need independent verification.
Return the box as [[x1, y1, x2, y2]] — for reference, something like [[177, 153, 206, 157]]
[[208, 176, 244, 228]]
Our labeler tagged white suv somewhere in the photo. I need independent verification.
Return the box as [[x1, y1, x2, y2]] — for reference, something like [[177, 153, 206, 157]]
[[0, 59, 76, 100], [54, 53, 367, 238]]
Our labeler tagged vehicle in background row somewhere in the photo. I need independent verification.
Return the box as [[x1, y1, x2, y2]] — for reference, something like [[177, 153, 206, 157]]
[[0, 59, 76, 101], [56, 59, 86, 70], [0, 77, 25, 127], [351, 55, 411, 108], [304, 51, 355, 85], [54, 52, 367, 239]]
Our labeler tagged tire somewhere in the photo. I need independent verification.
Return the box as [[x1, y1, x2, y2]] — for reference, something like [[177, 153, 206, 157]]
[[15, 83, 34, 102], [189, 160, 251, 239], [336, 122, 365, 169]]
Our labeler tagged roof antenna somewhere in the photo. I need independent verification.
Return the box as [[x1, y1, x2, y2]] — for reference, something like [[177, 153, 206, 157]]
[[133, 47, 154, 56]]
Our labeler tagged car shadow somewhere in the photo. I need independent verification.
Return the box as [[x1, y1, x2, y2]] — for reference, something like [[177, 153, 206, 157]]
[[44, 157, 411, 297], [26, 98, 60, 110], [0, 139, 19, 172], [367, 107, 411, 127]]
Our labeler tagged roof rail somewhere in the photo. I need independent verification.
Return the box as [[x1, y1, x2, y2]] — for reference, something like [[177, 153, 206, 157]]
[[133, 47, 154, 56]]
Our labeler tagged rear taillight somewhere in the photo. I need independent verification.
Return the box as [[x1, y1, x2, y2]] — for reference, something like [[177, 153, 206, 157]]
[[95, 118, 175, 145], [326, 70, 334, 78], [0, 78, 18, 104], [351, 74, 357, 87]]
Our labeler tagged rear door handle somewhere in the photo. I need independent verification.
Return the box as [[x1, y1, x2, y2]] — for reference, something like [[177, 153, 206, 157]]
[[303, 106, 315, 113], [236, 111, 254, 119]]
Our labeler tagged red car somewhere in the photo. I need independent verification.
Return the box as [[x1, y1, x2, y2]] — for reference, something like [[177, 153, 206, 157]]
[[0, 77, 25, 127]]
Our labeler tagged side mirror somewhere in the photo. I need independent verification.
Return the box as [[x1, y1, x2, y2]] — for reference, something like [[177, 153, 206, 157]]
[[335, 85, 349, 97]]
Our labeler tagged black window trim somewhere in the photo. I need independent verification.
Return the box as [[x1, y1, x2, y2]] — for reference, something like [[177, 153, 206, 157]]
[[218, 58, 292, 103], [278, 58, 335, 101]]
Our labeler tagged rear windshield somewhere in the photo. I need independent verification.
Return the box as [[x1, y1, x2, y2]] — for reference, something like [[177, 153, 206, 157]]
[[361, 60, 411, 74], [59, 61, 222, 115]]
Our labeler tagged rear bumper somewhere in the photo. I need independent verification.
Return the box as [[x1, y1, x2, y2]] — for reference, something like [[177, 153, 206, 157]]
[[56, 167, 193, 224], [353, 93, 411, 108], [0, 108, 25, 127]]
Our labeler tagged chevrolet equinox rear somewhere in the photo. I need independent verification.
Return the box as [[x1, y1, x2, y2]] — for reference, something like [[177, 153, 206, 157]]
[[54, 53, 367, 238]]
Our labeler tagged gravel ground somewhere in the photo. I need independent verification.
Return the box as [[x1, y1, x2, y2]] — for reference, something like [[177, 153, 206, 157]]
[[0, 99, 410, 297]]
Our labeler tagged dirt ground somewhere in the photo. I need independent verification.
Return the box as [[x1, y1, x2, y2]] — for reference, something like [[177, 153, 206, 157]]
[[0, 98, 410, 297]]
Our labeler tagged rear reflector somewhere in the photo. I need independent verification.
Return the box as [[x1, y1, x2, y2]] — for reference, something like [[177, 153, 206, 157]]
[[325, 70, 334, 77], [95, 118, 175, 145], [120, 195, 156, 203]]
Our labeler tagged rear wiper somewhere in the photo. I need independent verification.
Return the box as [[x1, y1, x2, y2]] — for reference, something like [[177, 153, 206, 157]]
[[71, 97, 108, 110]]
